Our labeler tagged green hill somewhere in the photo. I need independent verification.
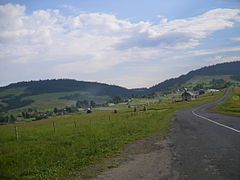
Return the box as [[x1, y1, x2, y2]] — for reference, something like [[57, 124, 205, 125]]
[[148, 61, 240, 93], [0, 79, 137, 113], [1, 61, 240, 113]]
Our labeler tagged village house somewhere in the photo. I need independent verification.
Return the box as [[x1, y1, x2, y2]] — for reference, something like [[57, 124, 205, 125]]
[[107, 103, 115, 107], [181, 90, 196, 101], [16, 117, 24, 121], [198, 89, 205, 95]]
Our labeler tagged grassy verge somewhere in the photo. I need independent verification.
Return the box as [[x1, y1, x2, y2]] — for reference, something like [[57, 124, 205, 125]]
[[0, 91, 222, 179], [214, 87, 240, 116]]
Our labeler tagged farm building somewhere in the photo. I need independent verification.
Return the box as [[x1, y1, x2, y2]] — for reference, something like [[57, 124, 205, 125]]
[[207, 89, 219, 93], [181, 91, 196, 101]]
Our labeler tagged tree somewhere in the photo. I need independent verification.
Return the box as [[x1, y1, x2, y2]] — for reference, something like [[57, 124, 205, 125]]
[[25, 112, 30, 118], [21, 111, 30, 118], [143, 106, 147, 111], [112, 96, 123, 104], [5, 116, 9, 123], [76, 100, 89, 108], [10, 115, 16, 123], [27, 108, 33, 112], [90, 100, 96, 107], [76, 100, 81, 107], [0, 113, 8, 123], [193, 84, 203, 91], [210, 79, 229, 89], [22, 112, 25, 118], [53, 107, 58, 113]]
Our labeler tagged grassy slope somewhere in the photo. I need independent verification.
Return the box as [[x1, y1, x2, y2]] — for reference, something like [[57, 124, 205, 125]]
[[19, 91, 89, 112], [0, 91, 223, 179], [184, 75, 240, 88], [0, 89, 111, 114], [0, 87, 26, 108], [0, 87, 26, 97], [186, 75, 237, 84], [214, 87, 240, 116]]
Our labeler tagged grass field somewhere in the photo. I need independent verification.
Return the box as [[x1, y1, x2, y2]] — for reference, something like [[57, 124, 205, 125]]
[[95, 94, 182, 112], [0, 91, 223, 179], [214, 87, 240, 116], [1, 90, 111, 114]]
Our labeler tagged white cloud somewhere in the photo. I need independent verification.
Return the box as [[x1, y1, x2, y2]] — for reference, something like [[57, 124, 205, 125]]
[[189, 46, 240, 56], [116, 8, 240, 50], [206, 55, 240, 64], [231, 37, 240, 41], [59, 4, 83, 14], [0, 3, 240, 76], [170, 46, 240, 61]]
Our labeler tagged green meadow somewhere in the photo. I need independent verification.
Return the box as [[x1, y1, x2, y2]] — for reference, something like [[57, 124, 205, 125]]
[[1, 91, 110, 115], [0, 91, 223, 179], [215, 87, 240, 116]]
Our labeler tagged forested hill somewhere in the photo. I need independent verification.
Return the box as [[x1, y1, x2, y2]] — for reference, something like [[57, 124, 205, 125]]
[[148, 61, 240, 93], [0, 79, 135, 97], [1, 61, 240, 97]]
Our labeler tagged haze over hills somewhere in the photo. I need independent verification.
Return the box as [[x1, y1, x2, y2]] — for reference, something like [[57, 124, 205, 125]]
[[0, 61, 240, 113]]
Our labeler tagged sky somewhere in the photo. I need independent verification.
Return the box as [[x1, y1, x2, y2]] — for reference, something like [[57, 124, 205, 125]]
[[0, 0, 240, 88]]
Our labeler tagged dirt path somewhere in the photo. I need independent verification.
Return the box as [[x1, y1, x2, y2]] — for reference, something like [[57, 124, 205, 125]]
[[88, 131, 179, 180]]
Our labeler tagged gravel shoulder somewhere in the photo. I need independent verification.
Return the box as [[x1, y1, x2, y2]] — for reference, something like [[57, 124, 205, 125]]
[[89, 130, 179, 180]]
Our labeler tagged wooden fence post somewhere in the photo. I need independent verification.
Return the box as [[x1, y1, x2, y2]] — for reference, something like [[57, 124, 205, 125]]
[[52, 121, 56, 132], [14, 126, 19, 140]]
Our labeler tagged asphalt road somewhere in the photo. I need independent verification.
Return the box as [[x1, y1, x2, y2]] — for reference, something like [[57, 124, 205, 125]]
[[171, 88, 240, 180]]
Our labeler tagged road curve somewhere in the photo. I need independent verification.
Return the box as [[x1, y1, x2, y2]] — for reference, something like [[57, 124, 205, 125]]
[[171, 88, 240, 180]]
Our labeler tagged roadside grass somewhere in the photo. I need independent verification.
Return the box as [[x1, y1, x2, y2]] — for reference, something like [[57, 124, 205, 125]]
[[0, 91, 222, 179], [214, 87, 240, 116]]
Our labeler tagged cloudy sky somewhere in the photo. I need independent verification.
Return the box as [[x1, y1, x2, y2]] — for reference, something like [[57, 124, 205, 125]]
[[0, 0, 240, 88]]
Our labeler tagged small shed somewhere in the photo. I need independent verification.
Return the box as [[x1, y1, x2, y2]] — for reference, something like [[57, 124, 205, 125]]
[[181, 91, 195, 101]]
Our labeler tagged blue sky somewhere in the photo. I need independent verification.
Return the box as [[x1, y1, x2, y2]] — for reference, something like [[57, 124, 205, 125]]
[[0, 0, 240, 88]]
